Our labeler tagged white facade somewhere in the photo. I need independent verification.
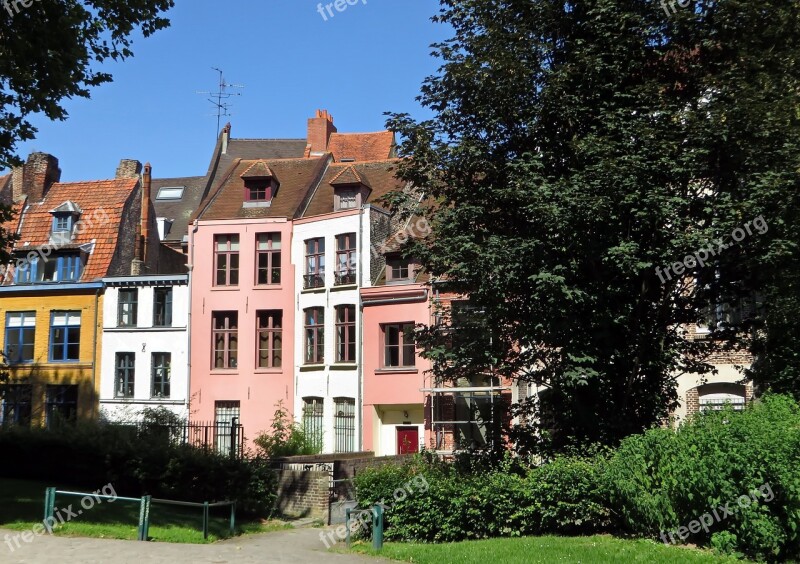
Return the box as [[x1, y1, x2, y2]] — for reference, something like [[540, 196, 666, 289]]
[[292, 210, 373, 453], [99, 275, 190, 421]]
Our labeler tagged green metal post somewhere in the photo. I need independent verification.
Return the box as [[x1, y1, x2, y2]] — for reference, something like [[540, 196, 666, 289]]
[[202, 502, 209, 539], [345, 509, 352, 548], [43, 487, 56, 533], [372, 504, 384, 551], [229, 501, 236, 536], [137, 495, 151, 541]]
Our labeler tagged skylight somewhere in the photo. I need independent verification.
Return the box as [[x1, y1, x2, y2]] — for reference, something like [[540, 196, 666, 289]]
[[156, 187, 185, 200]]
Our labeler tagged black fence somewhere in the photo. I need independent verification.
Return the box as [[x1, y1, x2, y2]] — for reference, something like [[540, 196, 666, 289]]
[[128, 418, 244, 458]]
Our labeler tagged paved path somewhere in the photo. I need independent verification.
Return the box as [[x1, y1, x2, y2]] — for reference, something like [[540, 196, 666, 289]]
[[1, 527, 386, 563]]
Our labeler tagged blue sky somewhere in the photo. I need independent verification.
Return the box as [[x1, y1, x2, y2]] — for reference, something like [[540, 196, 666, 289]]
[[11, 0, 448, 181]]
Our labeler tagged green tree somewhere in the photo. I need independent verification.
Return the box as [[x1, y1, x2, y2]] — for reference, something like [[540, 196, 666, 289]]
[[387, 0, 800, 453], [0, 0, 174, 168]]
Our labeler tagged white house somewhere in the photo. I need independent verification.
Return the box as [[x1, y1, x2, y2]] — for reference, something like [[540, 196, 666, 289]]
[[99, 275, 189, 421]]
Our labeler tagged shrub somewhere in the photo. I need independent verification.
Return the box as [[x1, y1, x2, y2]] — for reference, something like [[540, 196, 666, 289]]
[[253, 400, 321, 458]]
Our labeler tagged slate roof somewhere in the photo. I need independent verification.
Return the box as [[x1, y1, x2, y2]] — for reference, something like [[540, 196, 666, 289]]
[[327, 131, 395, 162], [151, 175, 207, 245], [302, 159, 404, 218], [14, 178, 138, 280], [194, 156, 329, 221]]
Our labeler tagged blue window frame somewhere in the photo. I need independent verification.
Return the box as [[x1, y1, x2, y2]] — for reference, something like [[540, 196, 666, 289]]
[[41, 254, 83, 282], [49, 311, 81, 362], [52, 214, 72, 233], [4, 312, 35, 364], [14, 257, 38, 284]]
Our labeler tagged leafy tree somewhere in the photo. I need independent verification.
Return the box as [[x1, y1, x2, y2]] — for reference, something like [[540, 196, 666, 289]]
[[387, 0, 800, 452], [0, 0, 174, 168]]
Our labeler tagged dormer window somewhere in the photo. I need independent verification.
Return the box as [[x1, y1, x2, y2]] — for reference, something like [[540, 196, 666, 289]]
[[330, 165, 371, 212], [386, 255, 413, 283], [336, 188, 359, 210], [49, 201, 81, 243], [240, 161, 278, 208], [53, 214, 72, 233]]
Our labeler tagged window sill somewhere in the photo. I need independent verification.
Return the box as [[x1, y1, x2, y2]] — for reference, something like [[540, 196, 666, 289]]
[[253, 368, 284, 374], [105, 326, 186, 332], [299, 364, 325, 372], [211, 286, 239, 292], [301, 287, 326, 294], [331, 284, 358, 291], [331, 363, 357, 370], [254, 285, 283, 291], [210, 370, 239, 375], [375, 367, 418, 374], [47, 360, 87, 366]]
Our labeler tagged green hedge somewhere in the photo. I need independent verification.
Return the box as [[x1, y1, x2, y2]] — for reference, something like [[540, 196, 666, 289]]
[[355, 394, 800, 561], [0, 422, 278, 517]]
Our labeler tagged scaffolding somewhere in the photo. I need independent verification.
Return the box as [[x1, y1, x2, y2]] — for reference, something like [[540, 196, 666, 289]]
[[421, 374, 511, 455]]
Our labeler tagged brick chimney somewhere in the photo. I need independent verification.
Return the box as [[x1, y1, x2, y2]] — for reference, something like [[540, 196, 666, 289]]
[[306, 109, 337, 156], [131, 162, 152, 275], [12, 152, 61, 202], [116, 159, 143, 179], [222, 122, 231, 155]]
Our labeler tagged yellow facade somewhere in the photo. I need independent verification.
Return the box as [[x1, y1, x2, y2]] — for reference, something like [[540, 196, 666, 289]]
[[0, 287, 103, 425]]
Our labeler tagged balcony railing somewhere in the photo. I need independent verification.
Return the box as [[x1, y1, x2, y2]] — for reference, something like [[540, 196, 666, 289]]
[[304, 273, 325, 289], [334, 270, 357, 286]]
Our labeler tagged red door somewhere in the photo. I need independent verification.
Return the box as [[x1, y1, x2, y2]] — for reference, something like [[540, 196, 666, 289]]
[[396, 427, 419, 454]]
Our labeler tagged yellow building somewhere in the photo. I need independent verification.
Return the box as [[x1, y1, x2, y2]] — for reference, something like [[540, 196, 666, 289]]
[[0, 153, 160, 426]]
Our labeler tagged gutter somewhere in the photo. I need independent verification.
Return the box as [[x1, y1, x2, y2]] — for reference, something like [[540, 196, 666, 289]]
[[357, 207, 364, 451], [361, 290, 429, 308], [91, 285, 101, 419], [186, 220, 199, 420]]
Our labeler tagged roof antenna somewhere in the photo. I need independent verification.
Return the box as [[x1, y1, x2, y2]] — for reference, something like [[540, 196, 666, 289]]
[[197, 68, 244, 139]]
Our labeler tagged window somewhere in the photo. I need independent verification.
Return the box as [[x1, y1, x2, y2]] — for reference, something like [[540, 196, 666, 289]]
[[49, 311, 80, 362], [2, 384, 32, 426], [45, 384, 78, 428], [335, 305, 356, 363], [302, 397, 324, 451], [334, 397, 355, 453], [52, 214, 72, 232], [41, 254, 83, 282], [151, 353, 171, 398], [115, 352, 135, 398], [5, 312, 35, 364], [335, 187, 359, 211], [383, 323, 416, 368], [212, 312, 238, 369], [245, 181, 271, 202], [304, 307, 324, 364], [155, 186, 185, 200], [257, 311, 282, 368], [13, 256, 38, 284], [256, 233, 281, 285], [117, 289, 138, 327], [387, 257, 411, 282], [214, 235, 240, 286], [304, 238, 325, 289], [153, 287, 173, 327], [214, 401, 241, 455], [335, 233, 356, 285]]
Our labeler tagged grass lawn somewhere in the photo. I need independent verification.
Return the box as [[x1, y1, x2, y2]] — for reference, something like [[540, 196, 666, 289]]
[[349, 535, 741, 563], [0, 478, 289, 543]]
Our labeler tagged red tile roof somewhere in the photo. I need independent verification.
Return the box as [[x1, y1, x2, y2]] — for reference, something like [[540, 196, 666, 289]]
[[14, 179, 139, 281], [327, 131, 395, 162]]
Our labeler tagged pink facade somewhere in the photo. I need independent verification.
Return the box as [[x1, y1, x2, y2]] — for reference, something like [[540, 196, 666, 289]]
[[189, 218, 295, 446], [361, 284, 431, 455]]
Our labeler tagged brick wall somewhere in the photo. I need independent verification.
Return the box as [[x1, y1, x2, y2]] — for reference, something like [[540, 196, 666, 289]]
[[686, 387, 700, 417], [274, 470, 329, 520]]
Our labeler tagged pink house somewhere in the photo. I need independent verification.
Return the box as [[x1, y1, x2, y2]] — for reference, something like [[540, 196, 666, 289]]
[[188, 157, 329, 449]]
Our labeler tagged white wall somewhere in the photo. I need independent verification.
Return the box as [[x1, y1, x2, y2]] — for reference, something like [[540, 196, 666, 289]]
[[99, 280, 189, 421], [292, 213, 366, 453]]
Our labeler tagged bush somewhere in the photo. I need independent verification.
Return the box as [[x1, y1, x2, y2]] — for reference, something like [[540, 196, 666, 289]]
[[253, 400, 321, 458], [353, 452, 609, 542], [606, 394, 800, 561], [0, 421, 278, 518]]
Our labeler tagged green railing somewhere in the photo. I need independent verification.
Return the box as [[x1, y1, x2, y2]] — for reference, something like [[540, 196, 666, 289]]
[[44, 488, 236, 541]]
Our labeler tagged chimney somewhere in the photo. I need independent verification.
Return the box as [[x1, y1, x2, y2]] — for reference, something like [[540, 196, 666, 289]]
[[12, 152, 61, 202], [140, 163, 152, 263], [222, 122, 231, 155], [116, 159, 143, 179], [306, 109, 337, 156]]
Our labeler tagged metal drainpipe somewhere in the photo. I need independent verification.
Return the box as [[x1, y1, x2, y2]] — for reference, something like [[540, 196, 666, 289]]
[[357, 207, 364, 451], [91, 285, 100, 419], [186, 220, 199, 420]]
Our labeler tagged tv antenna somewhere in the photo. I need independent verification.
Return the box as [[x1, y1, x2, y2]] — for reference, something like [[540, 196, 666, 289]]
[[196, 67, 244, 138]]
